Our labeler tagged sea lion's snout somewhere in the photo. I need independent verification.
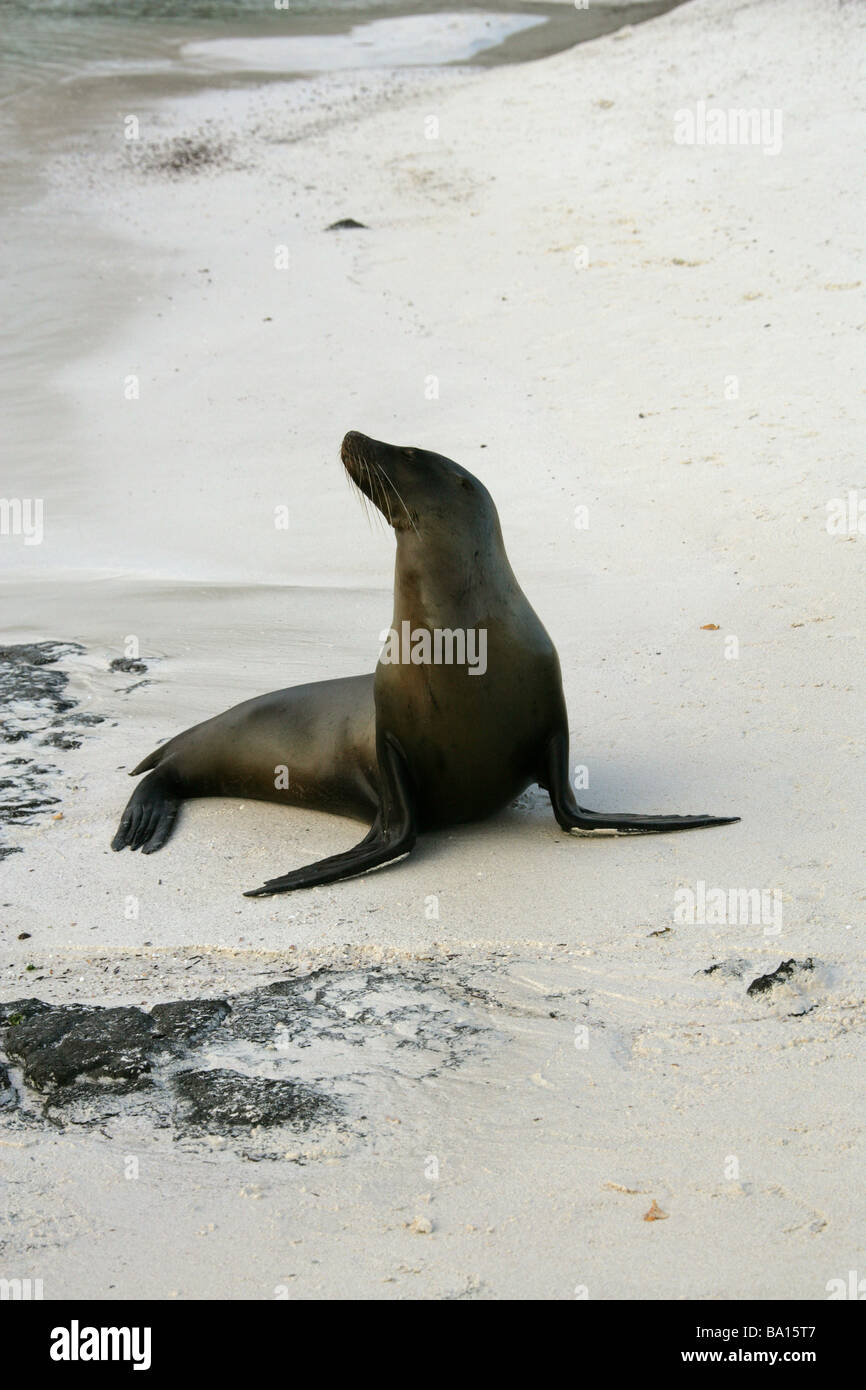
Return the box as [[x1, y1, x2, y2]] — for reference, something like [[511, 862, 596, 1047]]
[[341, 431, 402, 527], [341, 430, 380, 482], [339, 430, 362, 480], [341, 430, 412, 481], [341, 429, 369, 460]]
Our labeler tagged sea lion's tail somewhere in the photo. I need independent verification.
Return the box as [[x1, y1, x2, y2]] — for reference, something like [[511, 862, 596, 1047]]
[[111, 768, 180, 854], [130, 745, 165, 776]]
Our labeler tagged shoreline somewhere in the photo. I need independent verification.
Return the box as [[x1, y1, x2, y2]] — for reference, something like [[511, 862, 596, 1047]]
[[1, 2, 688, 591]]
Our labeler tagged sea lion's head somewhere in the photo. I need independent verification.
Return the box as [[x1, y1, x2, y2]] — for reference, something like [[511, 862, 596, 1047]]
[[341, 431, 497, 541]]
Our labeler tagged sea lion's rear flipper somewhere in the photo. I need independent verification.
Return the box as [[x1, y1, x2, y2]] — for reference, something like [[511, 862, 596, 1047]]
[[111, 767, 181, 854], [543, 732, 739, 835], [243, 733, 416, 896]]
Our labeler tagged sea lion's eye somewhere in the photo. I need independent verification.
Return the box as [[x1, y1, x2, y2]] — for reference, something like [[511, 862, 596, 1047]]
[[461, 479, 474, 492]]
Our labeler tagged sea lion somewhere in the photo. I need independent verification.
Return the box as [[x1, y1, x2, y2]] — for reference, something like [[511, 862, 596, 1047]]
[[112, 431, 738, 894]]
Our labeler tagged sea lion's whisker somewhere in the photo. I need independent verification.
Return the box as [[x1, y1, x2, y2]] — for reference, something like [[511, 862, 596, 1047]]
[[344, 442, 373, 529], [369, 461, 393, 529], [377, 466, 419, 537], [353, 475, 373, 530], [363, 459, 388, 534]]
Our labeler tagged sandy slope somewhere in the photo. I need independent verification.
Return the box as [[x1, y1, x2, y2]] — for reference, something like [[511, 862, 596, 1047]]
[[1, 0, 865, 1299]]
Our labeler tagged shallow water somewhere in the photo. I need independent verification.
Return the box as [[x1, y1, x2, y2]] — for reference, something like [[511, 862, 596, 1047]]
[[0, 0, 544, 106]]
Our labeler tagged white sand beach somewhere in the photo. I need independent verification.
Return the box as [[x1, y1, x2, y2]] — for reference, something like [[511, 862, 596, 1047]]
[[1, 0, 864, 1299]]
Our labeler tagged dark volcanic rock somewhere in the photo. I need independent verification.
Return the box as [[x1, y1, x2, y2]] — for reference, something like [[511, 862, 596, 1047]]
[[150, 998, 231, 1044], [0, 997, 53, 1027], [109, 657, 148, 674], [42, 1078, 160, 1128], [0, 991, 335, 1139], [325, 217, 368, 230], [747, 958, 815, 997], [173, 1068, 329, 1132], [0, 1062, 15, 1109], [0, 965, 495, 1146], [3, 1005, 157, 1090]]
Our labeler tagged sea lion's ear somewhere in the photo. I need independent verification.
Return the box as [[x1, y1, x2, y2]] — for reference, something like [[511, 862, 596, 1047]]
[[460, 478, 475, 492]]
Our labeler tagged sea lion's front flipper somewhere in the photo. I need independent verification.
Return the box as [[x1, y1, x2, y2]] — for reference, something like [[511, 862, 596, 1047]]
[[244, 733, 416, 896], [543, 732, 739, 835]]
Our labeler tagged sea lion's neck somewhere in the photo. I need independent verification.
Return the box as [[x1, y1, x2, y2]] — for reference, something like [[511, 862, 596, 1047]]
[[391, 523, 522, 626]]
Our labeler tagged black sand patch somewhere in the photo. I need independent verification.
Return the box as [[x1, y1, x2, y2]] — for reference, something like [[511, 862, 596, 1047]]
[[747, 958, 815, 997], [0, 640, 148, 857], [701, 958, 751, 980], [0, 642, 85, 747], [0, 642, 95, 855], [135, 133, 235, 177]]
